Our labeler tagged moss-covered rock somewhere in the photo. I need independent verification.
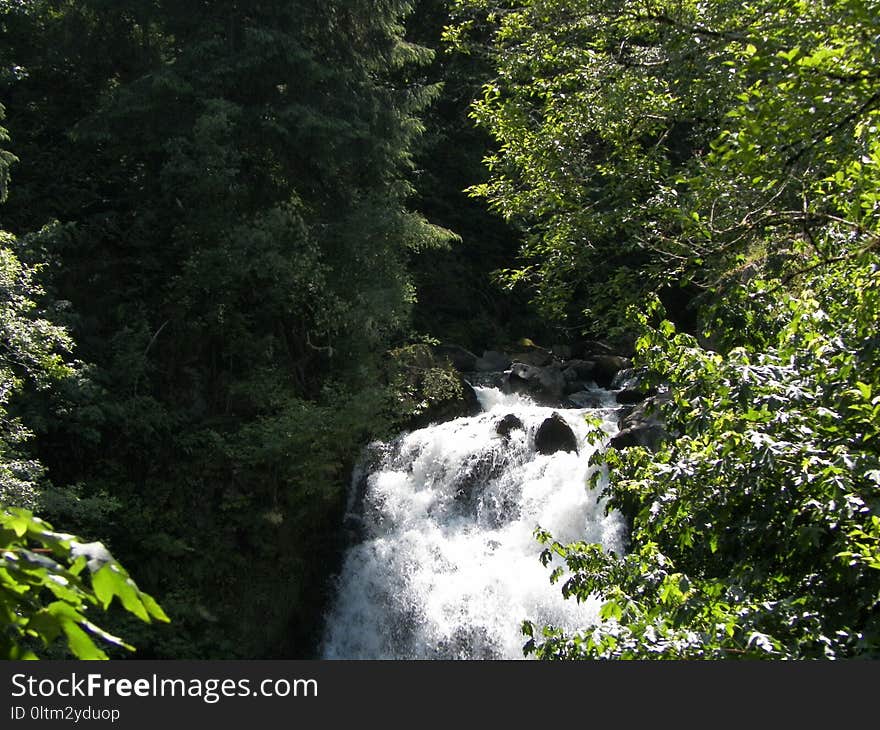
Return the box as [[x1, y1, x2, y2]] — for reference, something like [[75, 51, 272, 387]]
[[388, 345, 481, 430]]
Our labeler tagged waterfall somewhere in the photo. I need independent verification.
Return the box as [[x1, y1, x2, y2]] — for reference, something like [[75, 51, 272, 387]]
[[321, 383, 627, 659]]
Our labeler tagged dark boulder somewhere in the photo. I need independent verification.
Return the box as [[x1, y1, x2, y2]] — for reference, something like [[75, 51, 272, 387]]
[[565, 359, 597, 380], [468, 370, 506, 389], [564, 378, 590, 396], [592, 355, 632, 388], [562, 366, 580, 383], [433, 343, 478, 372], [611, 367, 639, 390], [535, 413, 578, 455], [572, 340, 616, 359], [502, 363, 566, 405], [451, 451, 508, 508], [616, 386, 657, 405], [476, 350, 512, 372], [611, 392, 670, 450], [609, 423, 667, 451], [617, 393, 670, 431], [510, 347, 554, 367], [563, 379, 590, 395], [496, 414, 524, 438]]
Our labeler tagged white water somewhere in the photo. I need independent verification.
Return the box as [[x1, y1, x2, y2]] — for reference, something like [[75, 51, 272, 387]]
[[320, 385, 627, 659]]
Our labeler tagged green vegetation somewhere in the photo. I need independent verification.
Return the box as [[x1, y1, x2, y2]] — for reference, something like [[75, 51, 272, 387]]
[[527, 268, 880, 658], [450, 0, 880, 658], [0, 0, 451, 658], [1, 104, 166, 657], [1, 0, 878, 658], [1, 507, 168, 659]]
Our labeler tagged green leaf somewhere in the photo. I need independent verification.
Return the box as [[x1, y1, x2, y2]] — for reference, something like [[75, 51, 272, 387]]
[[141, 592, 171, 623], [91, 565, 149, 622], [8, 511, 31, 538], [90, 564, 117, 610], [599, 599, 622, 621], [60, 618, 108, 660]]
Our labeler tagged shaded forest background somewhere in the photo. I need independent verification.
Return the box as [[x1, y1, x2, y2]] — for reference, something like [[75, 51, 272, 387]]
[[1, 0, 878, 659]]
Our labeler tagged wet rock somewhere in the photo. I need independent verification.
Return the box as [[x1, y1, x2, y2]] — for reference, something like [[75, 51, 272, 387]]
[[567, 391, 605, 408], [592, 355, 633, 388], [467, 371, 506, 389], [510, 348, 555, 367], [476, 350, 512, 372], [563, 376, 585, 393], [496, 414, 524, 438], [562, 367, 580, 383], [535, 413, 578, 455], [616, 386, 657, 405], [609, 423, 667, 451], [617, 394, 670, 431], [565, 359, 597, 380], [452, 451, 507, 505], [564, 379, 590, 395], [611, 391, 671, 450], [502, 363, 566, 405], [611, 367, 639, 390]]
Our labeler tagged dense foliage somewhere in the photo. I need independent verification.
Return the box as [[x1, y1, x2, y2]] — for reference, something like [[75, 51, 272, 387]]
[[476, 0, 880, 659], [1, 104, 166, 658], [2, 0, 878, 660], [0, 0, 453, 658], [527, 266, 880, 658], [448, 0, 880, 335], [405, 0, 543, 349]]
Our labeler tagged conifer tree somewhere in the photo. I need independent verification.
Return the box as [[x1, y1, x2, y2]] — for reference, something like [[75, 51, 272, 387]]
[[1, 0, 448, 657]]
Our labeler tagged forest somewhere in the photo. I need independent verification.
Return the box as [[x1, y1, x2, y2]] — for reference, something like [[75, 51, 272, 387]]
[[0, 0, 878, 660]]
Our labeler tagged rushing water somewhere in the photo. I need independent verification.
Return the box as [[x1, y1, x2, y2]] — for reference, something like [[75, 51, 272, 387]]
[[320, 384, 627, 659]]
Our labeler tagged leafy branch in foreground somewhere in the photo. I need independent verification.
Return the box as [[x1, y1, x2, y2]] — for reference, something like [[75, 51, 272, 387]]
[[1, 507, 169, 659]]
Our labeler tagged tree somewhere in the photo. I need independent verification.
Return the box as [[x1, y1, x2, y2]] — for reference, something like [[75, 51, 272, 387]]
[[402, 0, 543, 349], [0, 104, 167, 659], [447, 0, 880, 337], [1, 0, 451, 657], [0, 102, 70, 514], [514, 0, 880, 659], [528, 266, 880, 658], [445, 0, 732, 334]]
